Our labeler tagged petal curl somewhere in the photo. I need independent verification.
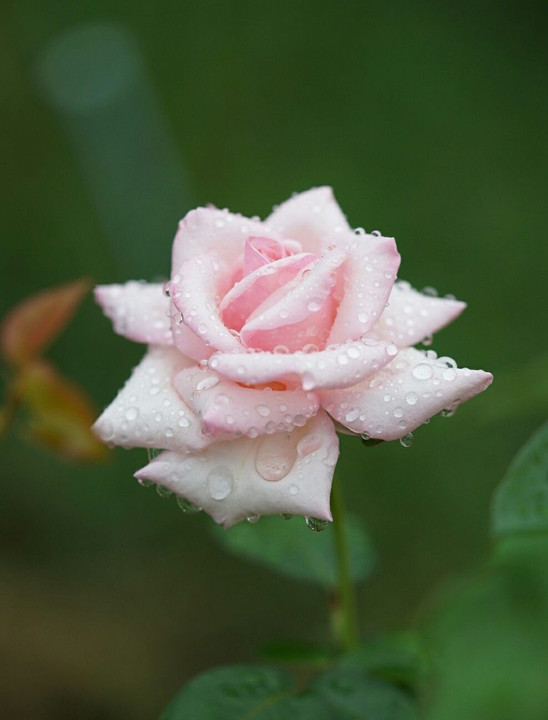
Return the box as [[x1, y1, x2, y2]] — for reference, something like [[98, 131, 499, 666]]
[[266, 187, 351, 255], [170, 303, 214, 362], [327, 233, 401, 344], [134, 411, 339, 527], [174, 366, 320, 438], [95, 282, 172, 345], [171, 254, 243, 353], [172, 207, 282, 270], [219, 253, 315, 333], [93, 347, 209, 452], [373, 281, 467, 347], [321, 347, 493, 441], [209, 337, 394, 391], [240, 249, 345, 352]]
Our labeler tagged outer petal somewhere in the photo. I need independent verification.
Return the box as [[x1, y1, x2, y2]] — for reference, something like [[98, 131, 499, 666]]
[[266, 187, 351, 255], [134, 410, 339, 527], [320, 347, 493, 441], [219, 252, 315, 332], [372, 281, 467, 347], [171, 254, 244, 353], [172, 207, 282, 269], [174, 365, 320, 438], [209, 337, 394, 391], [327, 233, 401, 344], [170, 301, 214, 362], [93, 347, 210, 452], [240, 249, 345, 352], [95, 282, 172, 345]]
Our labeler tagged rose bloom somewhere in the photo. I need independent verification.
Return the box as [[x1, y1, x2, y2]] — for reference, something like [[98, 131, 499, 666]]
[[94, 188, 492, 527]]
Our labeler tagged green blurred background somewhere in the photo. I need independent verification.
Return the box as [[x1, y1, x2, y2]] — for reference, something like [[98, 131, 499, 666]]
[[1, 1, 546, 717]]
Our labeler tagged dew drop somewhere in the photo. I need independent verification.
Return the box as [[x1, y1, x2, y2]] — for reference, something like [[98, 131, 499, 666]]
[[442, 368, 457, 382], [196, 375, 220, 391], [247, 513, 260, 523], [125, 406, 139, 421], [256, 404, 271, 417], [412, 363, 434, 380], [386, 343, 398, 357], [400, 433, 414, 448], [307, 298, 322, 312], [207, 465, 234, 500], [177, 496, 202, 514], [305, 516, 329, 532], [156, 485, 173, 498], [256, 434, 297, 481], [281, 513, 293, 520], [345, 407, 360, 423], [406, 391, 418, 405], [289, 484, 299, 495]]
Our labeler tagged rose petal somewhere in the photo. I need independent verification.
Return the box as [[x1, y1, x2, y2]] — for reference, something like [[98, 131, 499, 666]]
[[170, 302, 214, 362], [266, 187, 351, 255], [240, 249, 345, 352], [172, 207, 282, 269], [327, 232, 401, 344], [320, 347, 493, 441], [95, 282, 173, 345], [219, 253, 315, 333], [373, 281, 467, 347], [174, 365, 320, 438], [209, 337, 394, 391], [134, 410, 339, 527], [171, 254, 243, 353], [93, 347, 209, 452]]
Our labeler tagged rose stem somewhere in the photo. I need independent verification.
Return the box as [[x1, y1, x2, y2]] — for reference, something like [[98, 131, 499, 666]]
[[330, 475, 360, 652]]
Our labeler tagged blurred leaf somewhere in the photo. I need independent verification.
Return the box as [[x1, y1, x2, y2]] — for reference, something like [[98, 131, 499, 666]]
[[312, 664, 417, 719], [160, 661, 417, 719], [337, 632, 424, 692], [213, 513, 375, 587], [159, 665, 296, 720], [0, 278, 91, 366], [492, 422, 548, 539], [422, 539, 548, 720], [14, 360, 107, 462]]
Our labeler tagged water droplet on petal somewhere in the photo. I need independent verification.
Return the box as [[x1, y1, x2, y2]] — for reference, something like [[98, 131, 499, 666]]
[[306, 516, 329, 532], [412, 363, 434, 380], [207, 465, 234, 500], [406, 392, 418, 405], [256, 433, 297, 481], [125, 406, 139, 421], [400, 433, 414, 448], [247, 513, 260, 523], [156, 484, 173, 498], [281, 513, 293, 520], [289, 484, 299, 495], [256, 404, 271, 417], [196, 375, 220, 391], [177, 496, 202, 513]]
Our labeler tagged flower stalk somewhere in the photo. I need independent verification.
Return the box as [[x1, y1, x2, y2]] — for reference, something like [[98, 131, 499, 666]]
[[330, 475, 360, 652]]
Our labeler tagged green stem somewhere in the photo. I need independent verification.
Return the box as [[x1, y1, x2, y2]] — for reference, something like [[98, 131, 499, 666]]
[[330, 476, 360, 652]]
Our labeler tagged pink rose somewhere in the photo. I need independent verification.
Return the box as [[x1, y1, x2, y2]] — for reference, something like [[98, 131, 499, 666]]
[[94, 188, 492, 527]]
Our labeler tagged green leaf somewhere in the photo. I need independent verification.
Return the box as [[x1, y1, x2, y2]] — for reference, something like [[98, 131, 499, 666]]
[[312, 664, 417, 719], [213, 513, 375, 587], [492, 422, 548, 539], [160, 662, 418, 720], [159, 664, 295, 720], [337, 632, 424, 692]]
